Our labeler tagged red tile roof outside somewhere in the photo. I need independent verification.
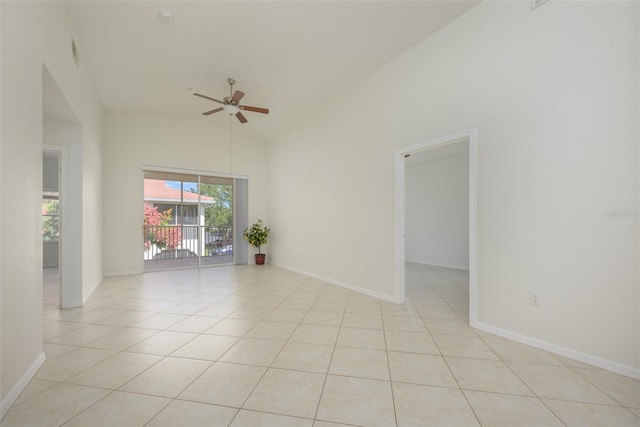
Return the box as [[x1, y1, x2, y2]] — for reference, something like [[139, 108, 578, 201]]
[[144, 179, 215, 205]]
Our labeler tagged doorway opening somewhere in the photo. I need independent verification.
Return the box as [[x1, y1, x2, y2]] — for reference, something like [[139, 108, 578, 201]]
[[42, 151, 60, 306], [143, 169, 248, 271], [43, 66, 83, 308], [395, 129, 478, 325]]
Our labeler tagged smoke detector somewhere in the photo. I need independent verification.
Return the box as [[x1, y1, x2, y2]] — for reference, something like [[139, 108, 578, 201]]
[[158, 10, 174, 23]]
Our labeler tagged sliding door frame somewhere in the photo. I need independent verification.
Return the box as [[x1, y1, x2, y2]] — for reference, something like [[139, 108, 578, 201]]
[[141, 165, 249, 271]]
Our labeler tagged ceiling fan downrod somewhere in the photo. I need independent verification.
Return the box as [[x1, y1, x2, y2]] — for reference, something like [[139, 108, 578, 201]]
[[226, 78, 236, 104]]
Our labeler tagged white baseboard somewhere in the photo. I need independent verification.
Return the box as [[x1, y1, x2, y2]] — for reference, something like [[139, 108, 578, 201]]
[[473, 320, 640, 380], [0, 351, 46, 419], [62, 300, 84, 309], [272, 263, 397, 304], [103, 270, 142, 278], [406, 260, 469, 271]]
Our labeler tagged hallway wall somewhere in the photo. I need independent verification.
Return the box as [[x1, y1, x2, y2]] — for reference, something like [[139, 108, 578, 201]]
[[268, 1, 639, 374], [0, 1, 104, 413]]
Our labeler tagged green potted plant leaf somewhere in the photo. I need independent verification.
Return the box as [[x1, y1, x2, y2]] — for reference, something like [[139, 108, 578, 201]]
[[243, 219, 270, 265]]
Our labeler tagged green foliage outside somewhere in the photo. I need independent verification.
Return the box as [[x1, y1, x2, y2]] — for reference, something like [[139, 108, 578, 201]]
[[143, 204, 182, 250], [42, 199, 59, 241], [196, 184, 233, 227]]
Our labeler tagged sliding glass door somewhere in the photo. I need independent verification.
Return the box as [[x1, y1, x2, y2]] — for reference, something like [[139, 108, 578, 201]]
[[143, 170, 244, 271], [200, 175, 234, 267]]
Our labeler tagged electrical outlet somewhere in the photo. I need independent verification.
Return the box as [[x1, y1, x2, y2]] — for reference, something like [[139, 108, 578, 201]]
[[530, 292, 542, 307]]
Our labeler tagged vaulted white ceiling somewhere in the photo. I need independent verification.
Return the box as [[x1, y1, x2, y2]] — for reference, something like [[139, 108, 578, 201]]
[[66, 1, 479, 140]]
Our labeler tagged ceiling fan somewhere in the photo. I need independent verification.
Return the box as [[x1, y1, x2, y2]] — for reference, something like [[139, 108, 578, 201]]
[[193, 78, 269, 124]]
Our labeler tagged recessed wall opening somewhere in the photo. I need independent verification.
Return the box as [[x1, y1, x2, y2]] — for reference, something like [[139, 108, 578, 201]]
[[43, 65, 83, 308], [42, 151, 61, 306], [395, 129, 478, 325], [405, 141, 470, 319]]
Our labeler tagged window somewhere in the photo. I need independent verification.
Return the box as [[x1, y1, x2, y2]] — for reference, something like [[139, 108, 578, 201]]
[[42, 192, 59, 241]]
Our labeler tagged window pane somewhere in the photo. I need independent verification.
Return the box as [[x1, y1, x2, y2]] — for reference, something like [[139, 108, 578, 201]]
[[181, 181, 199, 225], [42, 197, 59, 241], [42, 199, 59, 215], [202, 184, 233, 227]]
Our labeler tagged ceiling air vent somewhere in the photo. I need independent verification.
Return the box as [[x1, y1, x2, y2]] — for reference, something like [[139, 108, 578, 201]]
[[71, 37, 80, 68]]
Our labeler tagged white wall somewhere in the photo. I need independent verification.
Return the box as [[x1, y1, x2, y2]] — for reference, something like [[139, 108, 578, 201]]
[[0, 1, 103, 413], [42, 155, 59, 192], [268, 1, 639, 374], [42, 241, 58, 268], [102, 112, 269, 276], [406, 147, 469, 269]]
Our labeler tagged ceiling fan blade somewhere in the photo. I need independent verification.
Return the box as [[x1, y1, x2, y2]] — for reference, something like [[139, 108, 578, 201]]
[[193, 93, 223, 104], [231, 90, 245, 104], [202, 107, 224, 116], [239, 105, 269, 114], [236, 112, 248, 123]]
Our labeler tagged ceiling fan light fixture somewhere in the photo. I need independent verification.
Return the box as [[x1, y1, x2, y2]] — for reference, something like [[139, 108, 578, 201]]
[[223, 104, 240, 115]]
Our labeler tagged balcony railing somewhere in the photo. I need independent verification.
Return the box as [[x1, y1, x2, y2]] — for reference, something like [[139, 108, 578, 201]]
[[143, 225, 233, 261]]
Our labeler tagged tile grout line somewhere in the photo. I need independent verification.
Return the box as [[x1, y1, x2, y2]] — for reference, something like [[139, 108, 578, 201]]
[[222, 277, 325, 423], [420, 277, 484, 427], [381, 300, 400, 427], [311, 285, 348, 424], [22, 264, 639, 427]]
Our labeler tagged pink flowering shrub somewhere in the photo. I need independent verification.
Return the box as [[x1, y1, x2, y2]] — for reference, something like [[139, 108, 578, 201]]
[[144, 203, 182, 250]]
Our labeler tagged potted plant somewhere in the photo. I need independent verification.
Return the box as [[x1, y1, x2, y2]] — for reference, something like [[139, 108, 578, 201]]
[[243, 219, 270, 265]]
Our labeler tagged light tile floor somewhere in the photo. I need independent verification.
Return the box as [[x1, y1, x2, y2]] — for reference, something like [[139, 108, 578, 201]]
[[2, 264, 639, 426]]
